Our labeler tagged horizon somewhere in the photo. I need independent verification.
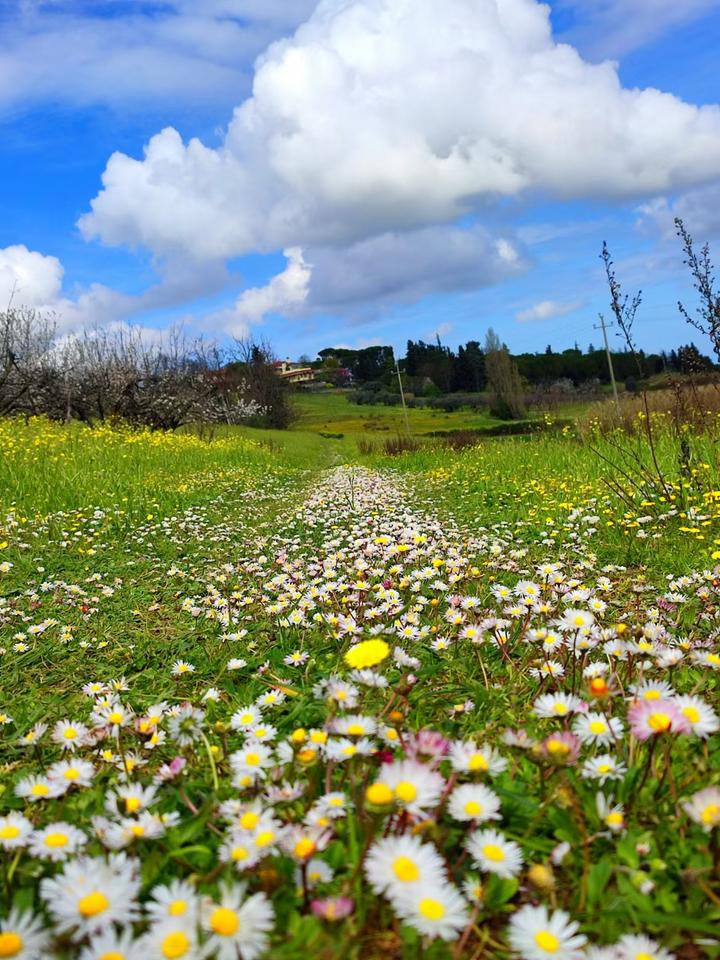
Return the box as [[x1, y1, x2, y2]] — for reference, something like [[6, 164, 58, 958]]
[[1, 0, 720, 360]]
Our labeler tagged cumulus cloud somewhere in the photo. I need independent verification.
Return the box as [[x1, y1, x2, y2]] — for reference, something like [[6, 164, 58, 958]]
[[637, 181, 720, 241], [515, 299, 583, 322], [0, 244, 63, 309], [305, 225, 527, 316], [205, 247, 312, 337], [80, 0, 720, 266]]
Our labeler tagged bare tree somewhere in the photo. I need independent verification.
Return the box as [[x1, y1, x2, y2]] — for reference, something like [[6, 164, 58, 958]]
[[484, 328, 526, 420]]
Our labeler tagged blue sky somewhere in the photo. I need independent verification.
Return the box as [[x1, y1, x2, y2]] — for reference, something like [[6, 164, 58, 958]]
[[1, 0, 720, 360]]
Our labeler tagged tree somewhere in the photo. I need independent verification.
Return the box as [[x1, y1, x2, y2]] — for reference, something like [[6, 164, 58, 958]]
[[484, 328, 526, 420]]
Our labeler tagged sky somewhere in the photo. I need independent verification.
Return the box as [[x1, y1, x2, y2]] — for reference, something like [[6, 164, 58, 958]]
[[1, 0, 720, 360]]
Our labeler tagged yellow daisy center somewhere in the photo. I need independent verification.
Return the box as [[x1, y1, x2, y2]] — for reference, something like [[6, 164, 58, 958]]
[[464, 801, 483, 817], [240, 812, 259, 830], [393, 856, 420, 882], [31, 783, 49, 796], [418, 898, 445, 921], [244, 753, 260, 767], [589, 721, 607, 734], [44, 832, 69, 848], [647, 712, 671, 732], [394, 782, 418, 803], [294, 838, 316, 859], [255, 830, 275, 848], [468, 753, 489, 772], [78, 891, 110, 917], [643, 690, 661, 701], [701, 803, 719, 825], [162, 932, 190, 959], [682, 706, 700, 724], [482, 843, 505, 862], [210, 907, 240, 937], [535, 931, 560, 953], [168, 900, 187, 917], [0, 826, 20, 840], [0, 933, 23, 957]]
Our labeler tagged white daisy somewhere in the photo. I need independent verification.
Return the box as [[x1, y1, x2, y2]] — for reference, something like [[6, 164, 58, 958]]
[[29, 822, 87, 861], [0, 908, 49, 959], [449, 740, 507, 776], [364, 835, 446, 897], [572, 712, 624, 745], [0, 812, 33, 850], [508, 903, 586, 960], [448, 783, 502, 823], [40, 853, 140, 939], [372, 759, 444, 815], [393, 882, 469, 941], [616, 934, 674, 960], [673, 695, 719, 739], [200, 882, 274, 960], [466, 828, 524, 878]]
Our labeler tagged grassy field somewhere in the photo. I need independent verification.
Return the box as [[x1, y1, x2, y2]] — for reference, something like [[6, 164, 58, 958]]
[[0, 412, 719, 960], [291, 390, 505, 437]]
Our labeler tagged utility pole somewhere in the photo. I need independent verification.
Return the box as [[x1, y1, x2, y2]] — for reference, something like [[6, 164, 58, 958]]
[[392, 348, 411, 436], [594, 313, 620, 415]]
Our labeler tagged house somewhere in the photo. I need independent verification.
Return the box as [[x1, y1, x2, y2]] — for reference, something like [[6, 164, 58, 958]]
[[273, 359, 316, 385]]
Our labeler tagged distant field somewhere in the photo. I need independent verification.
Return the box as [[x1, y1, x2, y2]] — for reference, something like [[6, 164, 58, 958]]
[[291, 389, 509, 436]]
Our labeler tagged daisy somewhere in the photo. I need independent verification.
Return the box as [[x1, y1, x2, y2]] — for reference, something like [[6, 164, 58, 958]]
[[595, 793, 626, 833], [682, 786, 720, 831], [0, 812, 33, 850], [171, 660, 195, 676], [616, 934, 675, 960], [450, 740, 507, 776], [15, 774, 63, 802], [333, 715, 377, 738], [141, 921, 199, 960], [581, 754, 627, 784], [230, 705, 263, 731], [40, 853, 140, 938], [364, 835, 446, 897], [29, 822, 87, 861], [466, 828, 524, 878], [630, 680, 675, 702], [507, 903, 586, 960], [219, 834, 262, 872], [245, 723, 278, 744], [393, 883, 469, 941], [0, 908, 49, 960], [627, 699, 690, 740], [200, 882, 274, 960], [372, 759, 444, 815], [230, 744, 275, 781], [47, 758, 96, 790], [79, 928, 146, 960], [533, 693, 586, 719], [673, 695, 719, 738], [572, 713, 624, 745], [448, 783, 502, 823], [256, 690, 286, 708], [146, 879, 199, 925], [51, 719, 90, 751]]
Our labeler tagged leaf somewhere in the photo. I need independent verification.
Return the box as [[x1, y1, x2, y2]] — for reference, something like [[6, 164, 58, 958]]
[[587, 861, 613, 906]]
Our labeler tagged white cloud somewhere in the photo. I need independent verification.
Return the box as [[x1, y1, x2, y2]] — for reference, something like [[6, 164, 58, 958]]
[[637, 181, 720, 241], [515, 299, 583, 322], [304, 225, 527, 316], [200, 246, 311, 337], [0, 1, 317, 116], [80, 0, 720, 266], [0, 244, 63, 309], [555, 0, 720, 59]]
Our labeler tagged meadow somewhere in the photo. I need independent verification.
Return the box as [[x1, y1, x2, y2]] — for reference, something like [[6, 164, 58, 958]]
[[0, 405, 719, 960]]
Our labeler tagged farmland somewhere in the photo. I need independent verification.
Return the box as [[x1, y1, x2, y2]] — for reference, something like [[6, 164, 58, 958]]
[[0, 409, 718, 960]]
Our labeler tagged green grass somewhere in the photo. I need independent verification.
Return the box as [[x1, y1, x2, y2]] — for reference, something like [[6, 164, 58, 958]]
[[1, 414, 719, 959]]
